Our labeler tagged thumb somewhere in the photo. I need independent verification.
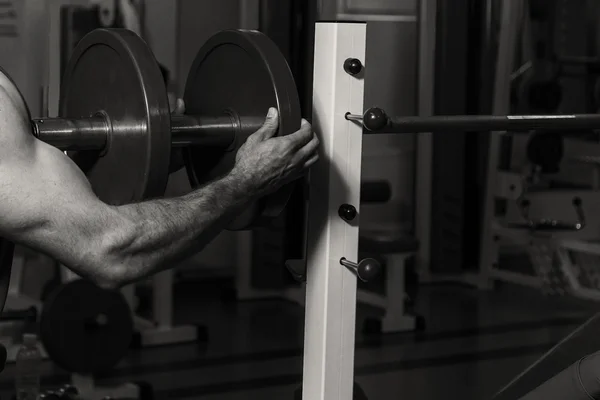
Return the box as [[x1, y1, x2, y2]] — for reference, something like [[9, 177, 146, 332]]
[[253, 107, 279, 140]]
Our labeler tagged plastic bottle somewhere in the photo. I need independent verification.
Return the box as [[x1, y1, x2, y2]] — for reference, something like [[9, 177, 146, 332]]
[[15, 333, 41, 400]]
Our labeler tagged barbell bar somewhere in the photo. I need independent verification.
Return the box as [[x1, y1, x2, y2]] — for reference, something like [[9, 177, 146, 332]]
[[346, 107, 600, 133], [31, 114, 243, 151], [34, 105, 600, 155]]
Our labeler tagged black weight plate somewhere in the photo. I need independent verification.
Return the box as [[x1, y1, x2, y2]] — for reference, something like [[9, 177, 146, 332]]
[[61, 29, 171, 205], [183, 30, 301, 230], [40, 280, 133, 374]]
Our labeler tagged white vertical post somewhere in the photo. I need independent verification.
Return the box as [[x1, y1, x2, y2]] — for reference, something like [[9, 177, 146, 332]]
[[302, 22, 366, 400]]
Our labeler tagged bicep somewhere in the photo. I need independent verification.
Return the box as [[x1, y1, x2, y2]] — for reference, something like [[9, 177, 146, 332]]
[[0, 140, 112, 261]]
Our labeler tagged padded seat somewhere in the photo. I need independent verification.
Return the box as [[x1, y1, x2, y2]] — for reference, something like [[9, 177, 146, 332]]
[[360, 230, 419, 254]]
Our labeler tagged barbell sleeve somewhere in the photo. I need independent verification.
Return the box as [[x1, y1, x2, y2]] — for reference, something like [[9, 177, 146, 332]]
[[349, 107, 600, 133], [32, 114, 238, 151], [32, 116, 109, 151]]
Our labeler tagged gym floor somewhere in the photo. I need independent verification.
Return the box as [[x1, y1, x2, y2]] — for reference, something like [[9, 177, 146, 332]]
[[0, 279, 595, 400]]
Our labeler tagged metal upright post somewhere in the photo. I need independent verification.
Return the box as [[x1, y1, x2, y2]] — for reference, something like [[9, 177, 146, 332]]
[[478, 0, 524, 287], [302, 21, 366, 400], [415, 0, 437, 281]]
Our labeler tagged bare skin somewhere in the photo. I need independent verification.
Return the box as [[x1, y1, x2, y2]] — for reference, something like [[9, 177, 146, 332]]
[[0, 75, 319, 289]]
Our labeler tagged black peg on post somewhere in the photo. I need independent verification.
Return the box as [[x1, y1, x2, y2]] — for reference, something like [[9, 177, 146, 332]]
[[363, 107, 389, 131], [340, 258, 381, 282], [345, 107, 389, 132], [338, 204, 357, 222], [344, 58, 363, 76]]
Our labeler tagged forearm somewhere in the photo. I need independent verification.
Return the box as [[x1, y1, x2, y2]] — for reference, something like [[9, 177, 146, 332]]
[[105, 171, 256, 285]]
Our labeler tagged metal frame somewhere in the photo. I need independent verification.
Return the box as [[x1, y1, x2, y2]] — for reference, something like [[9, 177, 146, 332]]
[[420, 0, 526, 288], [477, 0, 523, 289], [446, 0, 600, 302], [414, 0, 437, 281], [302, 21, 366, 400]]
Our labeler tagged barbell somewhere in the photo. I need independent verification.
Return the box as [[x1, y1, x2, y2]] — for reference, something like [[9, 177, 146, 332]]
[[13, 28, 302, 231]]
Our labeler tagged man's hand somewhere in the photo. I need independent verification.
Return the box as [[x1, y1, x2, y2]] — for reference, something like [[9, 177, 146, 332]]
[[231, 108, 319, 197]]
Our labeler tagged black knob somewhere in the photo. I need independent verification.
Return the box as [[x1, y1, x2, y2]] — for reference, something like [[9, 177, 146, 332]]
[[363, 107, 388, 131], [356, 259, 381, 282], [338, 204, 357, 221], [340, 258, 381, 282], [344, 58, 363, 76]]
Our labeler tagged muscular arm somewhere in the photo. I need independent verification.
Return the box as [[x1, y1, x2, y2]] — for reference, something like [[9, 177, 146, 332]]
[[0, 85, 257, 288], [0, 137, 255, 288], [107, 173, 254, 286], [0, 73, 317, 289]]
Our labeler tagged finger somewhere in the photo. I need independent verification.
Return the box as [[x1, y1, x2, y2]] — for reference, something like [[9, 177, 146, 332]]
[[251, 108, 279, 141], [302, 153, 320, 170], [283, 119, 312, 149], [175, 98, 186, 114], [302, 153, 319, 169], [293, 132, 320, 162]]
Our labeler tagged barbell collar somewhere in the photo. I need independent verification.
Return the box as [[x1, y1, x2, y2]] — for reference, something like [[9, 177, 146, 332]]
[[32, 116, 109, 151], [32, 114, 238, 151]]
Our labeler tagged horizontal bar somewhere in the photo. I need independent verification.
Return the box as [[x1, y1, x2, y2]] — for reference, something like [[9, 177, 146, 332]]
[[383, 114, 600, 133], [355, 107, 600, 133], [170, 115, 236, 148], [32, 116, 109, 151]]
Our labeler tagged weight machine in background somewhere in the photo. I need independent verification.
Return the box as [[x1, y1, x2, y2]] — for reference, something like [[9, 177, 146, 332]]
[[417, 0, 600, 301]]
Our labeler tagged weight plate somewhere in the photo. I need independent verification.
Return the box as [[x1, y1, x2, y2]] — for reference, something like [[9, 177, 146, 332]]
[[61, 29, 171, 205], [40, 280, 133, 374], [183, 30, 301, 230]]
